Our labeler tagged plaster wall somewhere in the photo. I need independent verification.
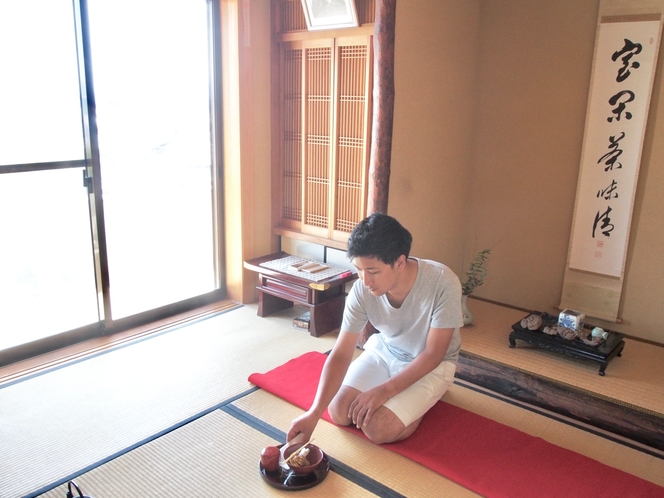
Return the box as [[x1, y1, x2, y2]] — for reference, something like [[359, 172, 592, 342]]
[[389, 0, 664, 342], [250, 0, 664, 343]]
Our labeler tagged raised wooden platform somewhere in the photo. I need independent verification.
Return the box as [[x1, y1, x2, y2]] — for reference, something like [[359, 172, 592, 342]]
[[456, 351, 664, 452], [457, 298, 664, 454]]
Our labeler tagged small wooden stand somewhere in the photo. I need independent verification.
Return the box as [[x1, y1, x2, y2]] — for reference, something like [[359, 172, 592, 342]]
[[244, 252, 357, 337]]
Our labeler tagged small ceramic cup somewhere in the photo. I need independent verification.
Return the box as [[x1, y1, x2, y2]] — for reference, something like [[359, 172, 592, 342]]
[[260, 446, 281, 472]]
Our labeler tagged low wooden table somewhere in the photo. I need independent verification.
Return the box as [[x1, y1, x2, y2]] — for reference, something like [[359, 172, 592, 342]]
[[508, 312, 625, 376], [244, 252, 357, 337]]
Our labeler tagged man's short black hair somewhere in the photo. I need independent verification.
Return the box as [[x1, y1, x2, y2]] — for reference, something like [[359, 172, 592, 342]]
[[347, 213, 412, 266]]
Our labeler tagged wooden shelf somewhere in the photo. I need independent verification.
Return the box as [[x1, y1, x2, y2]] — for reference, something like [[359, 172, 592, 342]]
[[244, 252, 357, 336]]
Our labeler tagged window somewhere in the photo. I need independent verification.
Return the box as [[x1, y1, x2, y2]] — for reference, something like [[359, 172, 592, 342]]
[[0, 0, 223, 361], [0, 0, 84, 166]]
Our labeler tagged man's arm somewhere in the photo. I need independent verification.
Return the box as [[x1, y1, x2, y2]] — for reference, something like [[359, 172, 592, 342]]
[[348, 326, 454, 428], [287, 329, 359, 442]]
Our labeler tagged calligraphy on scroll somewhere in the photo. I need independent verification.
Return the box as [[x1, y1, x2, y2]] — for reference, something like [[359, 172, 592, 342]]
[[569, 17, 662, 277]]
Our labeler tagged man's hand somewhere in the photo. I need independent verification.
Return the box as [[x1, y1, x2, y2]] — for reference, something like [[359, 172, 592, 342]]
[[287, 410, 319, 443], [348, 385, 389, 428], [286, 330, 359, 442]]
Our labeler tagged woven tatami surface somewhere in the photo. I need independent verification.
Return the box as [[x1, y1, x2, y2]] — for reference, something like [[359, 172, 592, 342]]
[[38, 381, 664, 497], [4, 299, 664, 497], [1, 304, 336, 498], [235, 386, 664, 490], [235, 389, 481, 497], [38, 410, 375, 498]]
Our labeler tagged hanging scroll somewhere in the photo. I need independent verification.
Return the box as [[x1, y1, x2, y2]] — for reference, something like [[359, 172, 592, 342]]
[[561, 8, 662, 322], [568, 15, 662, 277]]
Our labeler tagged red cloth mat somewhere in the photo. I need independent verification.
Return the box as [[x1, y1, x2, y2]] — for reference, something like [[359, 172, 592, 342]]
[[249, 351, 663, 498]]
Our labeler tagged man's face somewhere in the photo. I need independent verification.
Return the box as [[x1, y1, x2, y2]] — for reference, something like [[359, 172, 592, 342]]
[[351, 256, 401, 296]]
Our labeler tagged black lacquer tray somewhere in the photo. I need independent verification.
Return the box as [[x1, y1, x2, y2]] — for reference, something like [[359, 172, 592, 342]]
[[509, 312, 625, 376]]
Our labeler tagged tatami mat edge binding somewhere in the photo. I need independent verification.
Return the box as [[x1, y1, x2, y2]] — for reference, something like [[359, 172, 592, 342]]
[[220, 403, 406, 498], [1, 304, 339, 498], [31, 355, 664, 497], [26, 389, 258, 498]]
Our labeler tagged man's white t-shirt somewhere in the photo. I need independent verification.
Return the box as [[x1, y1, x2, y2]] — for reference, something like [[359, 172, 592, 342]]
[[341, 258, 463, 363]]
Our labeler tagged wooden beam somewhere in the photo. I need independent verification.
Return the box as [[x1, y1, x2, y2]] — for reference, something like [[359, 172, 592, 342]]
[[366, 0, 396, 215], [221, 0, 257, 304]]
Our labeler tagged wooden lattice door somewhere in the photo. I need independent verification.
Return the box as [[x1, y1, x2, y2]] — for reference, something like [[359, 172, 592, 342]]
[[276, 35, 373, 247]]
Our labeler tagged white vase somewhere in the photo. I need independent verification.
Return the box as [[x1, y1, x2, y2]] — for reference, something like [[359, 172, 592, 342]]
[[461, 295, 474, 326]]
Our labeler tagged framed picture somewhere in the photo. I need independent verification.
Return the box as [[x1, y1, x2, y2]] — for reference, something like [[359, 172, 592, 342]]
[[301, 0, 359, 31]]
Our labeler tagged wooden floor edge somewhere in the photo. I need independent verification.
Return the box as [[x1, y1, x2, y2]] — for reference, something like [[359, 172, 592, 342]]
[[459, 350, 642, 410], [457, 351, 664, 452]]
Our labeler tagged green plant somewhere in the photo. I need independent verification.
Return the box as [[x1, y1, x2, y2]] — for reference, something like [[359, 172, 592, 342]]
[[462, 249, 491, 296]]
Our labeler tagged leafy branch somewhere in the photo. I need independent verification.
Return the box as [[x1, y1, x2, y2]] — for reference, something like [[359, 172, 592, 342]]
[[461, 249, 491, 296]]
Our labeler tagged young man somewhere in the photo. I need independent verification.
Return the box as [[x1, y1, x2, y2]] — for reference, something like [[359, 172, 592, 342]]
[[287, 213, 463, 445]]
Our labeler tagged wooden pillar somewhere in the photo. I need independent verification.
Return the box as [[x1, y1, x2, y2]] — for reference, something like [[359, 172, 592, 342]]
[[366, 0, 396, 215]]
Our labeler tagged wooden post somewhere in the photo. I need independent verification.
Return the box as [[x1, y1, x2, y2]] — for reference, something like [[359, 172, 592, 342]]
[[367, 0, 396, 215], [362, 0, 396, 345]]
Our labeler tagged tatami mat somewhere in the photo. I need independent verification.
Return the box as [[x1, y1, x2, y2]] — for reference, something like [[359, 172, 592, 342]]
[[461, 298, 664, 415], [1, 305, 336, 498], [38, 410, 375, 498], [236, 384, 664, 490], [233, 389, 479, 497], [5, 299, 664, 498], [36, 378, 664, 498]]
